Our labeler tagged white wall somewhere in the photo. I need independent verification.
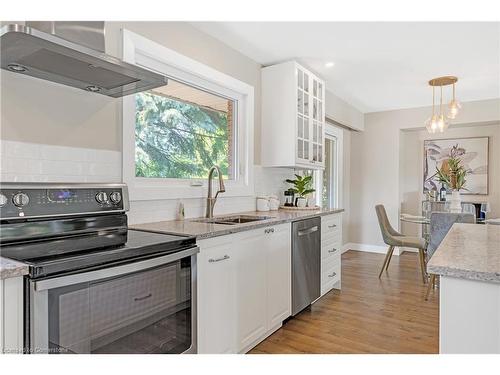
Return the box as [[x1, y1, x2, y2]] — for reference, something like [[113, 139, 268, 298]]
[[349, 98, 500, 248], [325, 90, 364, 131], [322, 90, 361, 244], [341, 129, 352, 244]]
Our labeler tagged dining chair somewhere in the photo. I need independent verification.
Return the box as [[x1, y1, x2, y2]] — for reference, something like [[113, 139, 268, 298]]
[[424, 212, 475, 300], [375, 205, 427, 283]]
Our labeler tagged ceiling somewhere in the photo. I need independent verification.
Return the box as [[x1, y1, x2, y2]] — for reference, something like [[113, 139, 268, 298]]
[[191, 22, 500, 113]]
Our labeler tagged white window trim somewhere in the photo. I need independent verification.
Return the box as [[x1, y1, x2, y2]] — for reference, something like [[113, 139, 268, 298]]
[[121, 29, 254, 201], [315, 122, 343, 208]]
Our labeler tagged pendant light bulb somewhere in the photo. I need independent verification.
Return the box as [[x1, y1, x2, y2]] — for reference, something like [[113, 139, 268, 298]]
[[447, 83, 461, 119], [425, 86, 438, 133]]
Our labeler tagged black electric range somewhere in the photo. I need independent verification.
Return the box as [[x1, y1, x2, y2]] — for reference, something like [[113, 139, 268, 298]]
[[0, 182, 198, 354], [0, 182, 196, 278]]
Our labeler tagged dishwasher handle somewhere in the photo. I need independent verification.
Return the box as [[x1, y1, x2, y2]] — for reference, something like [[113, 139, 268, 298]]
[[297, 226, 319, 236]]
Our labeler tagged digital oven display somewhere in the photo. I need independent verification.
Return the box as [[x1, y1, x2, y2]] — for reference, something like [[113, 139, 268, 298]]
[[47, 189, 77, 201]]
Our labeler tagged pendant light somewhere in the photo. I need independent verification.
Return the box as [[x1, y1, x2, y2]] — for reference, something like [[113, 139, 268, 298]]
[[448, 82, 461, 119], [425, 86, 439, 133], [425, 76, 459, 134]]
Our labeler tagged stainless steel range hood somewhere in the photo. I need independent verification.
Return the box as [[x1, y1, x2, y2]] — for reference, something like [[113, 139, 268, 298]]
[[0, 22, 168, 97]]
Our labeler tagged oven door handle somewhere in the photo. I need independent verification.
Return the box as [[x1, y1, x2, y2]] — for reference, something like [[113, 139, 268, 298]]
[[33, 246, 199, 291]]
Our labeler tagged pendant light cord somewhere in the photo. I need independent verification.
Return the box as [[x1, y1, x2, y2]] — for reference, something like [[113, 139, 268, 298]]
[[440, 85, 443, 116], [432, 86, 435, 116]]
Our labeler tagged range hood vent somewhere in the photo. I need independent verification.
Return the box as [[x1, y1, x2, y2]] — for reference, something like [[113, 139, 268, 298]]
[[1, 22, 168, 97]]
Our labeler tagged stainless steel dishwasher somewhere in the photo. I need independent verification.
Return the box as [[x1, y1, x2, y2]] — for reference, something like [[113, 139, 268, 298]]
[[291, 216, 321, 315]]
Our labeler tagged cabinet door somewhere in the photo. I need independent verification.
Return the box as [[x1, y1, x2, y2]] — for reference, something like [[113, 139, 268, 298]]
[[296, 66, 311, 164], [235, 231, 268, 351], [266, 225, 291, 329], [312, 77, 325, 166], [197, 241, 237, 354]]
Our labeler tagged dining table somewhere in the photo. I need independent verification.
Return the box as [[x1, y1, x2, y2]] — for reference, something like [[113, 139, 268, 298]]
[[400, 215, 430, 225]]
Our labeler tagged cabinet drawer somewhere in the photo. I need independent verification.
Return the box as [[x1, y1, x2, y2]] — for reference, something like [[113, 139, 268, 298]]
[[321, 261, 340, 290], [321, 241, 341, 260], [322, 216, 341, 240], [90, 264, 179, 336], [322, 214, 341, 229], [321, 251, 340, 272], [321, 229, 341, 247]]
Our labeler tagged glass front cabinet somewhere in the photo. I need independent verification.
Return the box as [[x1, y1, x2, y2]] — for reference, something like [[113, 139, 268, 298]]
[[262, 61, 325, 170]]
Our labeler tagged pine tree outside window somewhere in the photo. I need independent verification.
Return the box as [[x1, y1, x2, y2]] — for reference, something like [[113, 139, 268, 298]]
[[135, 79, 235, 180]]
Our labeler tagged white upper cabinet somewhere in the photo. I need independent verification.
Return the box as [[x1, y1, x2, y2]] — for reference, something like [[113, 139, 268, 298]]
[[262, 61, 325, 169]]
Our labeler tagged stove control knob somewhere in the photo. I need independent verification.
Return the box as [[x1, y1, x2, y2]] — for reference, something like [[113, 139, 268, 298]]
[[95, 192, 108, 204], [109, 192, 122, 204], [12, 193, 29, 207], [0, 194, 7, 207]]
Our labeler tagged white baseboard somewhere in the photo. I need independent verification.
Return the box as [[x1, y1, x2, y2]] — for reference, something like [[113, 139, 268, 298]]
[[343, 242, 401, 256]]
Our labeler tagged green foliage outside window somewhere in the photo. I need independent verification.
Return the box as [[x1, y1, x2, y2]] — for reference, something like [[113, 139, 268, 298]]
[[135, 91, 231, 179]]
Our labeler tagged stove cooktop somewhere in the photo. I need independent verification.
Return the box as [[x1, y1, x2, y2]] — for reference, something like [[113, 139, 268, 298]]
[[1, 229, 196, 279]]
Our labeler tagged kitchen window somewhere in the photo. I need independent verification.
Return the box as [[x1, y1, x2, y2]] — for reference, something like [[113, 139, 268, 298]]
[[122, 30, 254, 201], [135, 81, 236, 180], [315, 120, 344, 209]]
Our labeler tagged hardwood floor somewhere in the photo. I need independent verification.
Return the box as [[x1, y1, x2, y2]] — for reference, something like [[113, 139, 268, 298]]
[[250, 250, 439, 354]]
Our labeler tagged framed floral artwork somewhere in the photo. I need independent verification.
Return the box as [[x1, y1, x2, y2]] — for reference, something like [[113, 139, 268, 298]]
[[423, 137, 489, 194]]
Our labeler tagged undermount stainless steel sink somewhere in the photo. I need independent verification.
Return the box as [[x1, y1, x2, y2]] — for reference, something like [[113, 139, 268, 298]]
[[191, 215, 273, 225]]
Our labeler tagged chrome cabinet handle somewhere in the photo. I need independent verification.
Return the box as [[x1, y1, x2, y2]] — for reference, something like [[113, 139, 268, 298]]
[[328, 248, 337, 253], [209, 255, 230, 263], [328, 272, 337, 278], [134, 293, 152, 302], [264, 228, 275, 234], [298, 226, 318, 236], [328, 224, 337, 228]]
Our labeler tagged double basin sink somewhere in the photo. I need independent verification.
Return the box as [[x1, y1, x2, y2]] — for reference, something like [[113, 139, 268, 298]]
[[191, 215, 272, 226]]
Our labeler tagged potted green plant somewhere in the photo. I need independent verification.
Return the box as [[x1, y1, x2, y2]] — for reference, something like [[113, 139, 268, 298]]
[[434, 145, 469, 213], [285, 174, 315, 207]]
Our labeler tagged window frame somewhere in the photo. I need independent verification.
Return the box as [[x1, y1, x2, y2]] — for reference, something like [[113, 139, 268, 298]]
[[122, 29, 254, 201], [314, 121, 343, 208]]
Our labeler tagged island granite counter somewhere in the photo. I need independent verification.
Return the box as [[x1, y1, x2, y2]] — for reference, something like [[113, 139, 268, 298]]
[[427, 223, 500, 354], [131, 208, 344, 239]]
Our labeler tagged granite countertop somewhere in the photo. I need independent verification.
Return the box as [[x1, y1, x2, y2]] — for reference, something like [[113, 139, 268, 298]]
[[131, 208, 344, 240], [427, 223, 500, 283], [0, 256, 29, 280]]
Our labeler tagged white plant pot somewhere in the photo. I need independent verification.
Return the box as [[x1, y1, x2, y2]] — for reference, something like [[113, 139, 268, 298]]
[[449, 190, 462, 213], [296, 197, 307, 208]]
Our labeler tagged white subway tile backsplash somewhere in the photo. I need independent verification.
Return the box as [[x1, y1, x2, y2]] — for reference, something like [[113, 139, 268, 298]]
[[0, 140, 121, 183], [1, 157, 42, 175], [0, 140, 296, 225], [2, 140, 41, 159]]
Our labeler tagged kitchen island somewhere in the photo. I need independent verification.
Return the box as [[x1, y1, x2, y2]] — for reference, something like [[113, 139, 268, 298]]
[[427, 223, 500, 353]]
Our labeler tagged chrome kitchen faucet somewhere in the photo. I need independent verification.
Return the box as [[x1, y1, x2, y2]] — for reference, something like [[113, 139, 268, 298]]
[[205, 165, 226, 218]]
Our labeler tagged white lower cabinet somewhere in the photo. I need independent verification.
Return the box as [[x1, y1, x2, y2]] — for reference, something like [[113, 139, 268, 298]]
[[197, 238, 237, 353], [1, 276, 24, 354], [235, 230, 268, 351], [320, 213, 342, 296], [265, 226, 292, 329], [197, 223, 291, 354]]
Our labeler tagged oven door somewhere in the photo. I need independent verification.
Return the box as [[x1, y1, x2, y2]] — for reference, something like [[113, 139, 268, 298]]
[[27, 247, 198, 354]]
